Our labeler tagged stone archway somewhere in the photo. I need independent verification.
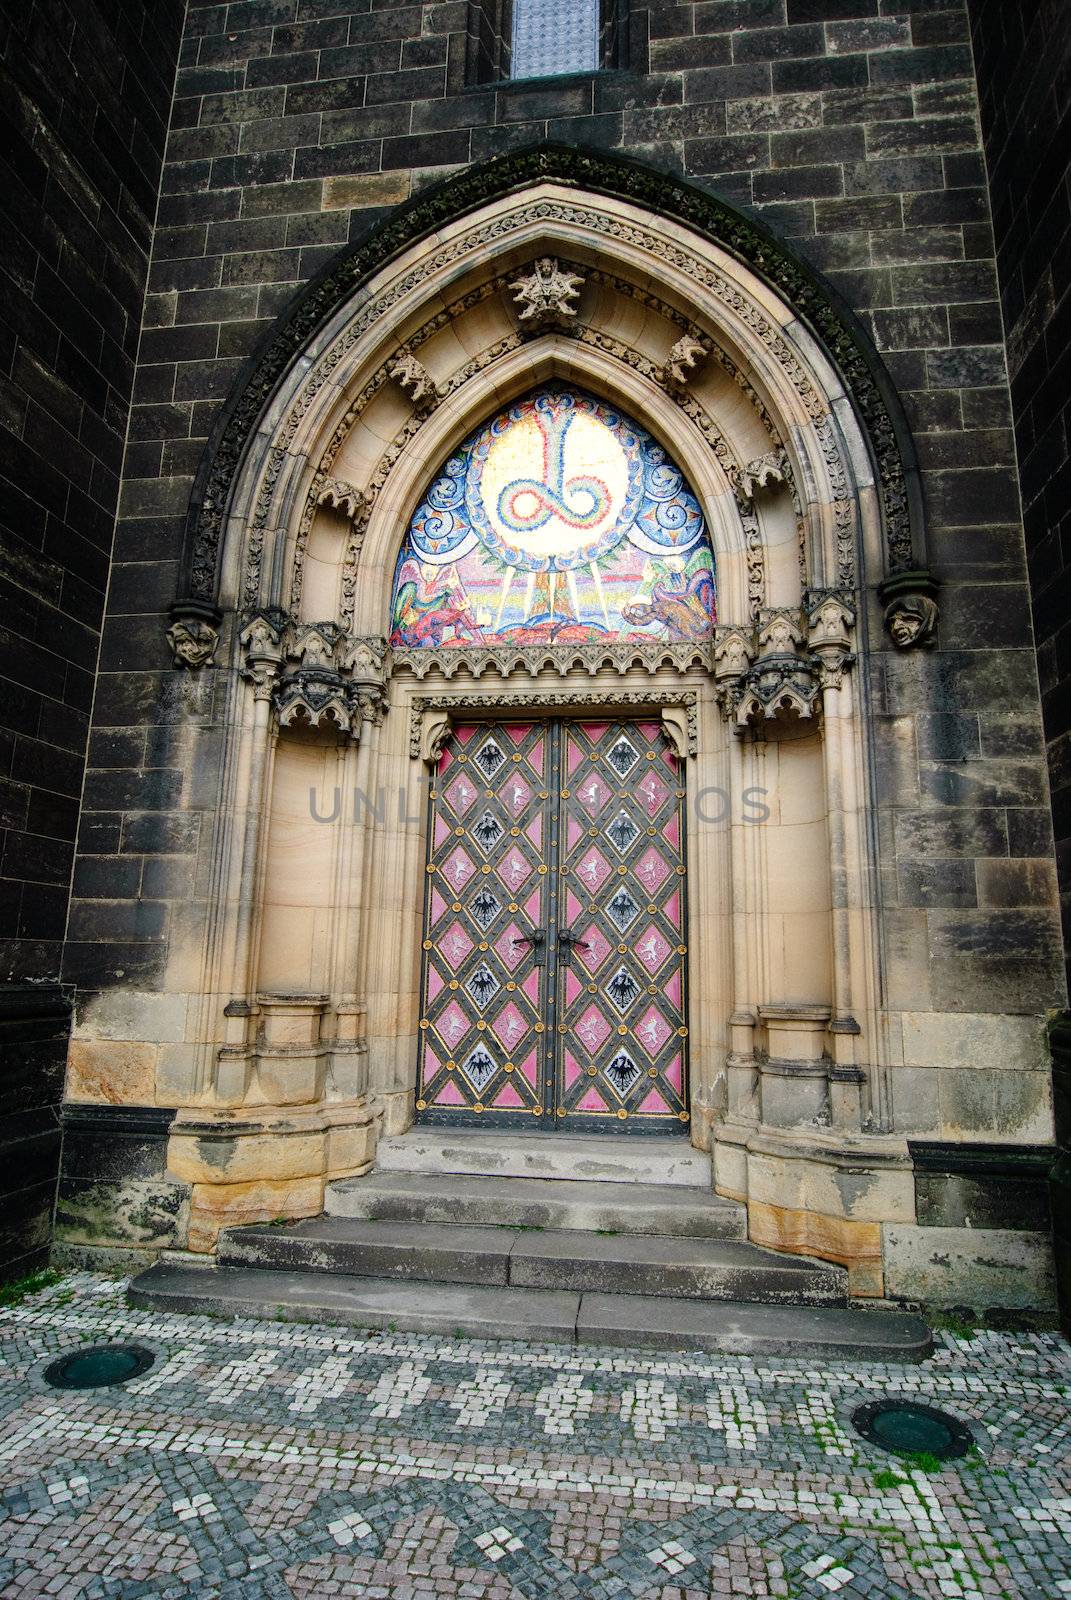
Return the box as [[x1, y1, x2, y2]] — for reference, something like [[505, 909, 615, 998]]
[[155, 149, 932, 1292]]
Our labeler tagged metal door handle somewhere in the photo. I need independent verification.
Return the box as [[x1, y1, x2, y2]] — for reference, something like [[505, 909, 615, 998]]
[[557, 928, 590, 967], [511, 929, 546, 967]]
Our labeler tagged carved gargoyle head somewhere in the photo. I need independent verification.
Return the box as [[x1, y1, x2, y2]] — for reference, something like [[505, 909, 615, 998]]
[[878, 570, 940, 651], [884, 591, 938, 649], [166, 616, 219, 669]]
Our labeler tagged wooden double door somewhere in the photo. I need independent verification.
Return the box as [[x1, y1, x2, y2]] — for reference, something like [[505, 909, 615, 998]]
[[415, 718, 689, 1134]]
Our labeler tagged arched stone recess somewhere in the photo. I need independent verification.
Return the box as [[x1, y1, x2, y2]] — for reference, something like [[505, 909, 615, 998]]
[[162, 149, 929, 1290]]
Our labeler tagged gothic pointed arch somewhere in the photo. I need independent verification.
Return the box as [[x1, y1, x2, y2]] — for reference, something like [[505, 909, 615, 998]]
[[171, 143, 928, 630], [149, 144, 937, 1279]]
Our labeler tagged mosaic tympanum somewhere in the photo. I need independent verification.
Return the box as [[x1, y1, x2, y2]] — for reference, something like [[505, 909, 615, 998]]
[[390, 389, 716, 649]]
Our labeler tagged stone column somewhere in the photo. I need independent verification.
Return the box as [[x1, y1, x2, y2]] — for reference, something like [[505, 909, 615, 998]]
[[214, 613, 285, 1103], [807, 592, 865, 1133]]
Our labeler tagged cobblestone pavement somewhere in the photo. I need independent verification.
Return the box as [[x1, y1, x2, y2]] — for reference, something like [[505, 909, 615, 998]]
[[0, 1275, 1069, 1598]]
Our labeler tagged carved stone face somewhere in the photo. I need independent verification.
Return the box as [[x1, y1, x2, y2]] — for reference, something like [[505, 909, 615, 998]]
[[889, 610, 922, 646], [167, 619, 218, 668], [884, 593, 938, 649]]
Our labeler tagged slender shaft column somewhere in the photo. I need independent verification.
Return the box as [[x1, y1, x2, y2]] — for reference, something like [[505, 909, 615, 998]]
[[715, 626, 760, 1130], [216, 692, 279, 1102], [809, 594, 864, 1132], [328, 723, 376, 1100], [726, 724, 760, 1124]]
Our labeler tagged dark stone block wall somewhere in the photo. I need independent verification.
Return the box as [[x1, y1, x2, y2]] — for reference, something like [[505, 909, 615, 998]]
[[969, 0, 1071, 987], [74, 0, 1062, 1039], [967, 0, 1071, 1327], [0, 0, 184, 1278]]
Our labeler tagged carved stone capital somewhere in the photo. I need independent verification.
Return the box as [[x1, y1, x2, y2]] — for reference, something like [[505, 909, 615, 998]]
[[713, 624, 755, 715], [389, 349, 440, 410], [731, 448, 789, 506], [337, 634, 388, 684], [287, 621, 342, 669], [757, 606, 804, 656], [167, 598, 221, 669], [354, 684, 388, 731], [509, 256, 585, 331], [806, 588, 856, 690], [244, 614, 390, 739], [240, 607, 287, 697], [714, 609, 830, 727], [879, 569, 939, 650], [314, 474, 367, 524], [661, 333, 709, 392]]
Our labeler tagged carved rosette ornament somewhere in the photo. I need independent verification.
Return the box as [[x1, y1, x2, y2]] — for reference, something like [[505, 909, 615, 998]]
[[167, 600, 221, 669], [509, 257, 585, 331], [879, 569, 939, 650], [240, 611, 388, 739]]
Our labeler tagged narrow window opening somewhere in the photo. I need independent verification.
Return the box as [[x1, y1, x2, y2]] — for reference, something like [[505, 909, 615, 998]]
[[510, 0, 599, 80], [465, 0, 630, 86]]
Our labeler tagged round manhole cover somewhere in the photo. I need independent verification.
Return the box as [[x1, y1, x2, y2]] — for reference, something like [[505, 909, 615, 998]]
[[43, 1343, 155, 1390], [852, 1399, 973, 1461]]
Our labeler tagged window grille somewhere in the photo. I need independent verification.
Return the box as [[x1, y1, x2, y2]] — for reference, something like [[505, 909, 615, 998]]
[[464, 0, 632, 88], [510, 0, 599, 79]]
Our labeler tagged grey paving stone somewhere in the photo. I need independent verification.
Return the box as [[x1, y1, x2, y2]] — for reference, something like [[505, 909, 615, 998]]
[[0, 1272, 1068, 1599]]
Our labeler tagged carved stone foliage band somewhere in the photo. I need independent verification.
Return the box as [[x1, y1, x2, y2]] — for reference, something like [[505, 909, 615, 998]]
[[392, 640, 714, 680], [180, 147, 921, 606], [408, 688, 700, 760]]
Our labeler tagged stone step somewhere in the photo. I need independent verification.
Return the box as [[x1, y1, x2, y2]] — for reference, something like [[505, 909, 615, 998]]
[[127, 1263, 933, 1361], [217, 1217, 846, 1306], [325, 1172, 747, 1240], [509, 1227, 845, 1305], [374, 1129, 711, 1187], [221, 1218, 514, 1287]]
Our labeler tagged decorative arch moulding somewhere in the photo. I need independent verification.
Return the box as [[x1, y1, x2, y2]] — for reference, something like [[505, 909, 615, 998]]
[[408, 687, 700, 762], [278, 272, 787, 635], [172, 145, 930, 627]]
